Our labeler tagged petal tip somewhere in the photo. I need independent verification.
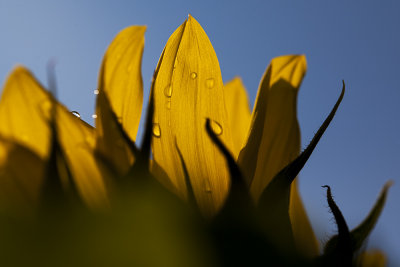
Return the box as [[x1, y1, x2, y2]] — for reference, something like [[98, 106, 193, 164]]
[[187, 14, 199, 25], [11, 65, 30, 75]]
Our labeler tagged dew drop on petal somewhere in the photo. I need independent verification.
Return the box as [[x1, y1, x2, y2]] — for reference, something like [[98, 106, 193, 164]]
[[211, 120, 223, 136], [152, 123, 161, 138], [190, 72, 197, 79], [93, 89, 99, 95], [205, 78, 215, 89], [71, 111, 81, 118], [164, 84, 173, 97], [204, 179, 212, 193], [166, 100, 171, 110], [92, 114, 98, 119]]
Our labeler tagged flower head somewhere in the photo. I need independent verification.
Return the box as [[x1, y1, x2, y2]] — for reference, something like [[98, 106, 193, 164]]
[[0, 15, 391, 266]]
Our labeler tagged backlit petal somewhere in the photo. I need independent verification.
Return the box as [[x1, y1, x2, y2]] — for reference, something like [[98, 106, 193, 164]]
[[55, 105, 110, 209], [223, 77, 251, 158], [238, 55, 306, 195], [95, 89, 133, 176], [0, 66, 108, 209], [238, 55, 318, 255], [97, 25, 146, 143], [0, 66, 51, 159], [151, 16, 233, 216]]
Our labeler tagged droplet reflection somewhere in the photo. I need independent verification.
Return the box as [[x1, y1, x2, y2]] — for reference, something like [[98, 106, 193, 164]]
[[205, 78, 215, 89], [164, 84, 173, 97], [204, 179, 212, 193], [71, 111, 81, 118], [152, 123, 161, 138], [210, 120, 223, 136]]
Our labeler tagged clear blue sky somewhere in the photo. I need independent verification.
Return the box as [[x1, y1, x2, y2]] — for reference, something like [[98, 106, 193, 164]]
[[1, 0, 399, 264]]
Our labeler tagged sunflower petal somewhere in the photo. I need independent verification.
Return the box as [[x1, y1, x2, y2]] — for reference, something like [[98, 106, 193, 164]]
[[151, 16, 234, 216], [95, 89, 134, 175], [55, 105, 110, 209], [0, 66, 52, 159], [236, 55, 320, 253], [237, 55, 306, 199], [97, 25, 146, 143], [0, 66, 108, 209], [258, 84, 344, 255], [223, 77, 251, 158]]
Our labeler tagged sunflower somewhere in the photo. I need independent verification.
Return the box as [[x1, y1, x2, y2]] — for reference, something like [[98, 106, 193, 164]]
[[0, 15, 390, 267]]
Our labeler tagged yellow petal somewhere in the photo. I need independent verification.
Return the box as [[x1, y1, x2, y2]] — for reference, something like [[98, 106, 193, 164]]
[[55, 105, 110, 209], [95, 89, 133, 175], [238, 55, 306, 199], [357, 250, 386, 267], [151, 16, 234, 216], [238, 55, 319, 255], [0, 66, 108, 209], [0, 135, 45, 214], [0, 66, 52, 159], [223, 77, 251, 158], [97, 25, 146, 143]]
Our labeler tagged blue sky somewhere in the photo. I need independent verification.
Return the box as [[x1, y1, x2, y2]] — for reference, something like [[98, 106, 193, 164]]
[[1, 0, 399, 264]]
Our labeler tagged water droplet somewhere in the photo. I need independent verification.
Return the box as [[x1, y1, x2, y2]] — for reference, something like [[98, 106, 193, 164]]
[[164, 84, 173, 97], [190, 72, 197, 79], [71, 111, 81, 118], [93, 89, 99, 95], [92, 114, 98, 119], [205, 78, 215, 89], [211, 120, 223, 136], [204, 179, 212, 193], [152, 123, 161, 138], [165, 100, 171, 109]]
